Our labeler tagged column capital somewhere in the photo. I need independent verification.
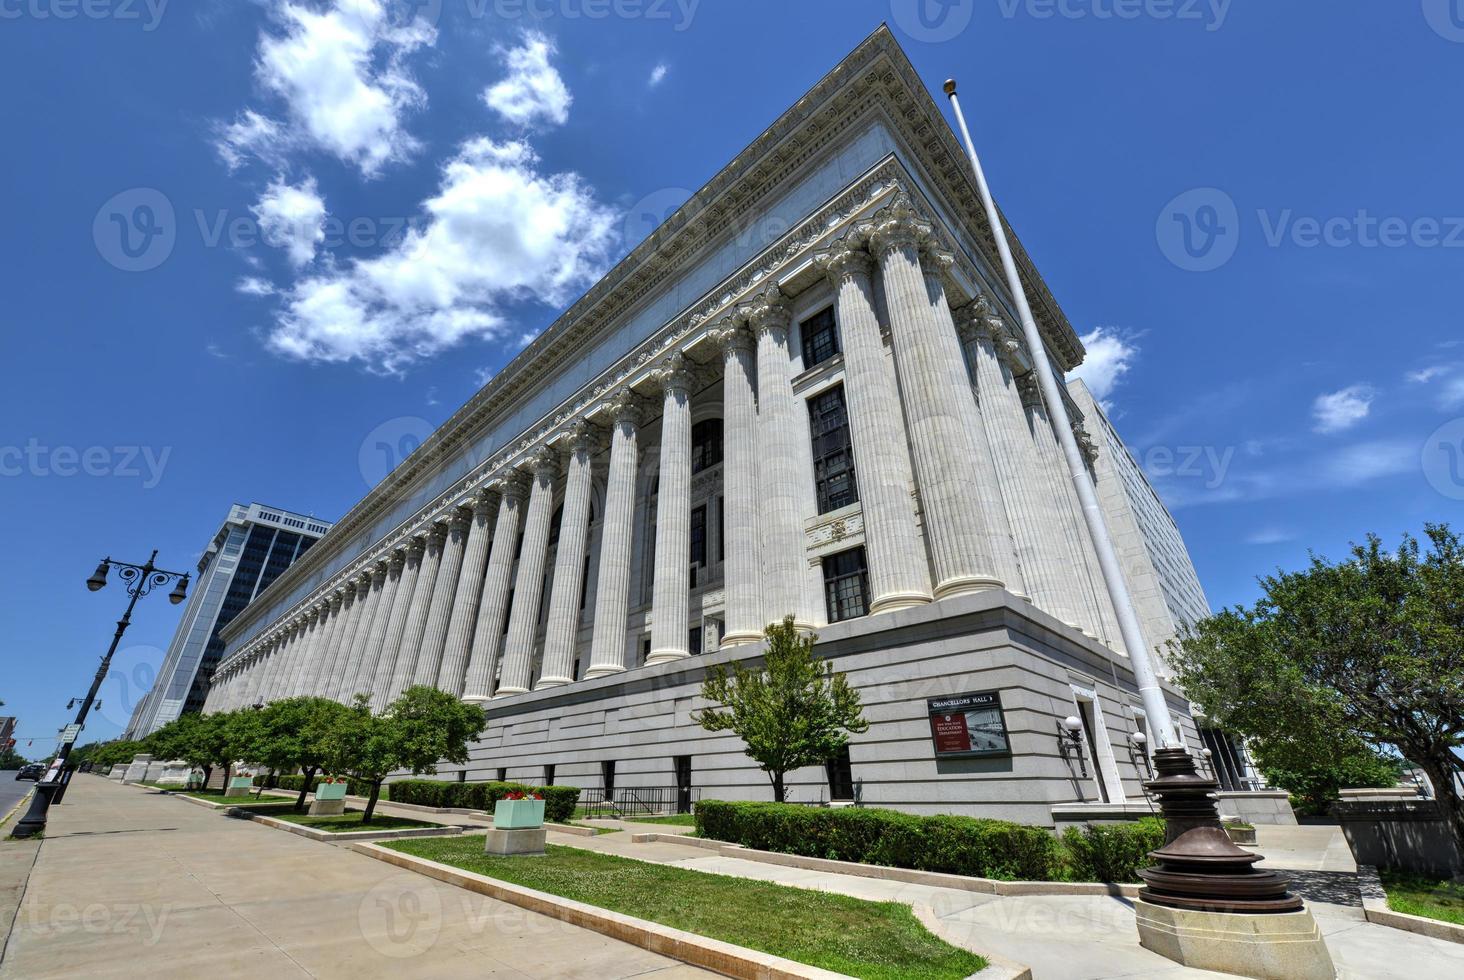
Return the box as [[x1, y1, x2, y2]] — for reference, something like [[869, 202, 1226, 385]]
[[708, 315, 755, 358], [603, 386, 643, 425], [471, 487, 501, 516], [866, 195, 933, 256], [387, 548, 407, 571], [451, 504, 475, 529], [559, 418, 598, 454], [526, 444, 560, 479], [429, 519, 450, 544], [491, 470, 531, 501], [741, 286, 791, 336], [814, 236, 875, 284], [1073, 423, 1100, 463], [654, 350, 693, 394], [921, 245, 955, 276], [406, 535, 427, 559], [1016, 372, 1044, 409]]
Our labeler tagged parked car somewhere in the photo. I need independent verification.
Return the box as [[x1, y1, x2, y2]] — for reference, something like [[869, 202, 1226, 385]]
[[14, 764, 45, 781]]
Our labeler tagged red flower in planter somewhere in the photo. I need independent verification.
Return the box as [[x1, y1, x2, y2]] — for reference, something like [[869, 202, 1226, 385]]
[[503, 791, 543, 801]]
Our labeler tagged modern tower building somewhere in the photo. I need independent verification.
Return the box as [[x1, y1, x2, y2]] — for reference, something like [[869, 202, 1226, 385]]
[[124, 503, 332, 738], [204, 29, 1219, 823]]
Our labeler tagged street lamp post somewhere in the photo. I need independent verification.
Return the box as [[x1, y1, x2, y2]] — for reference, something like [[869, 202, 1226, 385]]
[[11, 552, 188, 839]]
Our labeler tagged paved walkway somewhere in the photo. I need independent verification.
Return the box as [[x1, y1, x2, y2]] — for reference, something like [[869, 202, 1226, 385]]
[[556, 823, 1464, 980], [0, 777, 711, 980]]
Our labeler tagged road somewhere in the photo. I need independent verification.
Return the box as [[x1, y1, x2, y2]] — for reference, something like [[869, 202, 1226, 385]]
[[0, 779, 32, 821]]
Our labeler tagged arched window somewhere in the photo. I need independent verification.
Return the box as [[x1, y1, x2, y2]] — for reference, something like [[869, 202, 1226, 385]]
[[691, 418, 723, 473]]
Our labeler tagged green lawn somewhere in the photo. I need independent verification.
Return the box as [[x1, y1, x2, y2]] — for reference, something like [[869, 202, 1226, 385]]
[[385, 839, 984, 980], [1380, 870, 1464, 926], [148, 785, 293, 806], [625, 813, 697, 827], [257, 809, 439, 833]]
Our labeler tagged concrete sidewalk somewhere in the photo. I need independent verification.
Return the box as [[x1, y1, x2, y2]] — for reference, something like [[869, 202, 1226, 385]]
[[0, 777, 711, 979], [556, 823, 1464, 980]]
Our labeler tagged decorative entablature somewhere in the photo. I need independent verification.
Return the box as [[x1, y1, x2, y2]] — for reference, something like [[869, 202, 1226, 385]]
[[221, 27, 1086, 654]]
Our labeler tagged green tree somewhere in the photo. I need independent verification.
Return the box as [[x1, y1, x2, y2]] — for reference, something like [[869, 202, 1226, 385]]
[[0, 746, 29, 769], [1171, 525, 1464, 850], [88, 739, 150, 769], [693, 617, 869, 803], [1250, 737, 1405, 816], [242, 698, 353, 811], [148, 711, 241, 787], [322, 687, 486, 823]]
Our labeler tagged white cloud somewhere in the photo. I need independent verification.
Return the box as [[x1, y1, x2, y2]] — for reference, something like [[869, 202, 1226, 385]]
[[1408, 366, 1447, 384], [648, 63, 668, 87], [483, 32, 571, 128], [1070, 327, 1138, 408], [1312, 384, 1376, 434], [220, 0, 436, 177], [252, 175, 328, 267], [1245, 527, 1295, 545], [236, 276, 277, 296], [473, 366, 496, 386], [1318, 438, 1414, 485], [265, 137, 618, 372]]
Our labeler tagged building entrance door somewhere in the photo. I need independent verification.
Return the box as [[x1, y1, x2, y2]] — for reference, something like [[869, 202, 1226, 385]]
[[673, 755, 692, 814]]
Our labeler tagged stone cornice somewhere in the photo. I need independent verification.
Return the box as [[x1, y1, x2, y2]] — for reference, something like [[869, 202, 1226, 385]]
[[221, 27, 1085, 652]]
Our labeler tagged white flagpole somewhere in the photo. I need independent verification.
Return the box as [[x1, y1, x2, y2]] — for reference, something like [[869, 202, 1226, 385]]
[[944, 79, 1179, 749]]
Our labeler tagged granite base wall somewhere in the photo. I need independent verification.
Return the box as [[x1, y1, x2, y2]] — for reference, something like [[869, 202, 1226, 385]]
[[413, 592, 1197, 827]]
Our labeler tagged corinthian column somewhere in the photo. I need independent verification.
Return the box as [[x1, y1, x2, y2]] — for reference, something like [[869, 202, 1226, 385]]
[[538, 423, 596, 688], [498, 450, 560, 695], [1020, 373, 1122, 647], [329, 573, 377, 701], [264, 626, 298, 702], [586, 389, 640, 678], [648, 353, 692, 664], [814, 237, 932, 613], [462, 478, 527, 703], [709, 317, 763, 645], [868, 196, 1011, 600], [349, 556, 401, 703], [387, 525, 446, 699], [959, 299, 1082, 627], [285, 607, 325, 697], [441, 490, 500, 698], [303, 591, 347, 696], [370, 539, 423, 706], [414, 511, 469, 688]]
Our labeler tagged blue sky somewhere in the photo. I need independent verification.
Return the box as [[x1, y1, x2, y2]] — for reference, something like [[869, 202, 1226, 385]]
[[2, 1, 1461, 754]]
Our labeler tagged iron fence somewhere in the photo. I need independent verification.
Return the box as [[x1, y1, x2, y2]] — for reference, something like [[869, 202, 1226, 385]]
[[577, 786, 701, 818]]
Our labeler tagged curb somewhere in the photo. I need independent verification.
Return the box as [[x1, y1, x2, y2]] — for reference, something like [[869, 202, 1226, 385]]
[[350, 841, 851, 979], [628, 834, 1138, 897], [1357, 865, 1464, 945], [242, 812, 466, 843]]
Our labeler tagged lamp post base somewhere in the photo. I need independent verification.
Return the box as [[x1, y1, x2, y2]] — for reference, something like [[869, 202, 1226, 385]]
[[10, 782, 59, 840], [1135, 899, 1335, 980]]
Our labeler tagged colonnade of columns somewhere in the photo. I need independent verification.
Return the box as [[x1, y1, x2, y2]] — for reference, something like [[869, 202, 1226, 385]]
[[204, 194, 1118, 714]]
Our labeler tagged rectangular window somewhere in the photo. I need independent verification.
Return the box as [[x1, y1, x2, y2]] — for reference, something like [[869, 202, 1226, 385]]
[[496, 767, 507, 783], [823, 547, 870, 623], [544, 764, 556, 787], [808, 386, 859, 513], [602, 760, 616, 798], [690, 505, 707, 567], [800, 307, 840, 368], [689, 625, 703, 657]]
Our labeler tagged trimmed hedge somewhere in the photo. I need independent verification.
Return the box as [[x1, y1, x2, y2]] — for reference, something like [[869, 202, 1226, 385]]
[[1061, 817, 1165, 884], [695, 801, 1164, 884], [389, 779, 581, 824], [253, 773, 379, 798]]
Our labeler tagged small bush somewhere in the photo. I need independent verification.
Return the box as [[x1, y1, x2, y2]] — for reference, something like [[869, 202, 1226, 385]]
[[255, 773, 378, 798], [1060, 818, 1166, 884], [389, 779, 580, 824], [695, 801, 1164, 884]]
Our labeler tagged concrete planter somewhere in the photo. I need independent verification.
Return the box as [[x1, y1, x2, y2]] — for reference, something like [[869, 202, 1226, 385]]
[[315, 781, 348, 802], [494, 799, 545, 829], [226, 776, 256, 798]]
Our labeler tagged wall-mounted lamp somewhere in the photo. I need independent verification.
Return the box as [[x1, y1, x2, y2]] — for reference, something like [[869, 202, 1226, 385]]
[[1130, 730, 1153, 778], [1057, 715, 1088, 778]]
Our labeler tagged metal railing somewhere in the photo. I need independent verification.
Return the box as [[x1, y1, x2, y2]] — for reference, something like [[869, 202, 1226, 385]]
[[577, 786, 701, 818]]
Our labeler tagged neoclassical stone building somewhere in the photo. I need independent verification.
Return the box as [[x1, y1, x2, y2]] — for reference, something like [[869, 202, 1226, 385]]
[[204, 28, 1208, 823]]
